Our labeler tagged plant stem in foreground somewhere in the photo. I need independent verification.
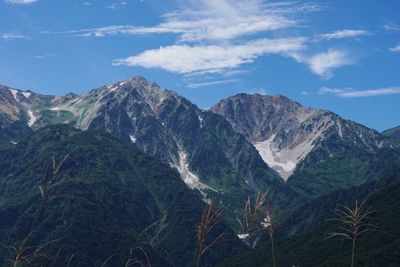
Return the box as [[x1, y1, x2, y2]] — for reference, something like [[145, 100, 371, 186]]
[[271, 234, 276, 267], [351, 237, 356, 267]]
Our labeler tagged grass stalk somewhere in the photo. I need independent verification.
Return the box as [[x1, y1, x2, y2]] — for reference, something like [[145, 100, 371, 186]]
[[327, 199, 374, 267], [195, 199, 224, 267]]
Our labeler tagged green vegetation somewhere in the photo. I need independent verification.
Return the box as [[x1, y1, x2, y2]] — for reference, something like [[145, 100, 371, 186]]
[[288, 143, 400, 199], [35, 110, 76, 126], [0, 125, 240, 266], [0, 121, 32, 150], [219, 169, 400, 267]]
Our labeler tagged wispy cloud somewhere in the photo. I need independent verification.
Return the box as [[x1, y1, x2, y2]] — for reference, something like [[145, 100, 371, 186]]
[[113, 37, 306, 73], [183, 69, 248, 78], [319, 86, 400, 98], [291, 49, 353, 79], [301, 90, 310, 95], [32, 53, 55, 59], [80, 1, 92, 6], [389, 44, 400, 53], [160, 1, 296, 42], [5, 0, 38, 4], [186, 79, 240, 89], [314, 29, 371, 41], [59, 0, 325, 41], [1, 33, 29, 41], [383, 22, 400, 32], [106, 1, 128, 10], [262, 1, 329, 13], [248, 88, 268, 95], [183, 68, 247, 88], [64, 25, 184, 37]]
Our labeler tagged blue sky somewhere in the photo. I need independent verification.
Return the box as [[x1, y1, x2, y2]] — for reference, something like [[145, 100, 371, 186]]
[[0, 0, 399, 131]]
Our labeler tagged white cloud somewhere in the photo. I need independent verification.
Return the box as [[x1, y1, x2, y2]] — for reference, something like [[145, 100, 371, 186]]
[[163, 1, 296, 42], [186, 79, 240, 89], [88, 0, 350, 81], [32, 53, 55, 59], [319, 86, 400, 98], [307, 50, 352, 78], [389, 44, 400, 53], [68, 25, 184, 37], [5, 0, 38, 4], [183, 69, 248, 78], [248, 88, 268, 95], [314, 29, 371, 41], [291, 49, 353, 79], [64, 0, 299, 41], [1, 33, 29, 41], [383, 22, 400, 32], [113, 37, 306, 73], [106, 1, 128, 10]]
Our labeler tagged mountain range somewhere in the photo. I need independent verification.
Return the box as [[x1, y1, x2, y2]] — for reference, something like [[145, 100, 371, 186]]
[[0, 76, 399, 266], [1, 77, 398, 200]]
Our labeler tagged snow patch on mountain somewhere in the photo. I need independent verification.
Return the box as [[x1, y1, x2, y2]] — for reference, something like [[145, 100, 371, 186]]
[[130, 134, 136, 143], [27, 110, 36, 126], [109, 85, 118, 92], [171, 150, 215, 192], [198, 115, 203, 128], [9, 89, 19, 102], [255, 132, 320, 180], [253, 115, 335, 180], [108, 82, 127, 92], [337, 121, 343, 139], [255, 135, 296, 180], [22, 92, 31, 99]]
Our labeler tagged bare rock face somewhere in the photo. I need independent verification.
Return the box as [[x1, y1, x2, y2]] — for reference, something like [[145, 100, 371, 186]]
[[0, 85, 36, 126], [211, 93, 384, 180]]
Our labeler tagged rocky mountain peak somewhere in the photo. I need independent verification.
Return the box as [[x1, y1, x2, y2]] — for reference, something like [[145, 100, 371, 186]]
[[95, 76, 178, 110], [211, 93, 384, 180], [211, 93, 316, 143], [0, 85, 40, 126], [128, 74, 149, 83]]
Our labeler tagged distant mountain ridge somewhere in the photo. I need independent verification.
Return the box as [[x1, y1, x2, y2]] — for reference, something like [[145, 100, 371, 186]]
[[0, 76, 398, 202], [383, 125, 400, 138]]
